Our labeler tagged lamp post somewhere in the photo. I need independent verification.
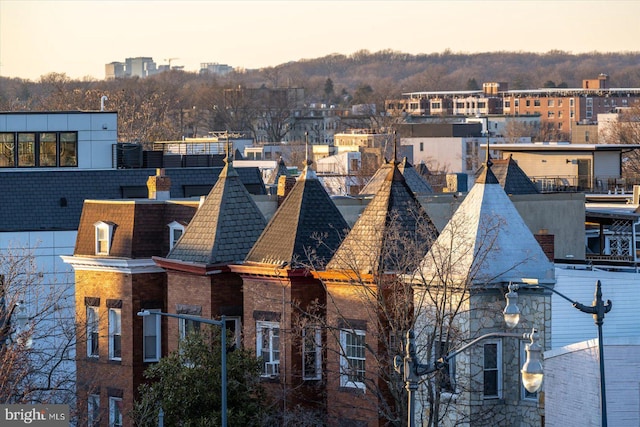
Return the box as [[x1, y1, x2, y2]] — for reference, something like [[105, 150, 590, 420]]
[[394, 327, 542, 427], [137, 310, 227, 427], [505, 280, 612, 427]]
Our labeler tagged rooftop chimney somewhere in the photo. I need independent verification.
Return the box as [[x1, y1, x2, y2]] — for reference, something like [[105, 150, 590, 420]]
[[147, 168, 171, 200]]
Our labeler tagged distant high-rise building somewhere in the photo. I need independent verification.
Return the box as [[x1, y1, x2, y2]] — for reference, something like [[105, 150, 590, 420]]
[[199, 62, 234, 76], [105, 62, 126, 80], [105, 57, 158, 79]]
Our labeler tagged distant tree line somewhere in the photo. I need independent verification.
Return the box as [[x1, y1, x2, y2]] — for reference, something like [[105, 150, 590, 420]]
[[1, 50, 639, 146]]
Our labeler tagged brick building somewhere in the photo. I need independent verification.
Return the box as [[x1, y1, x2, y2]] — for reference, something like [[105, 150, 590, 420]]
[[65, 170, 199, 427], [233, 160, 349, 421], [317, 159, 439, 426], [153, 158, 267, 355]]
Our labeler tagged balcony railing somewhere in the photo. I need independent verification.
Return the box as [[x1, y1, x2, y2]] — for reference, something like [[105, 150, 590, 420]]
[[529, 175, 640, 194]]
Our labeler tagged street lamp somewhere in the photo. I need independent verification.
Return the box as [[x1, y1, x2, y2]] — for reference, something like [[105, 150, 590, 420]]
[[394, 327, 542, 427], [137, 310, 227, 427], [506, 280, 612, 427]]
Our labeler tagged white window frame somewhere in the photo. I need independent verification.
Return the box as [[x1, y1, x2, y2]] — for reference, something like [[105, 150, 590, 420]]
[[302, 326, 322, 380], [178, 316, 201, 341], [87, 306, 99, 358], [520, 341, 538, 401], [482, 339, 502, 399], [94, 221, 114, 255], [225, 316, 242, 349], [108, 308, 122, 361], [88, 393, 100, 427], [339, 329, 366, 390], [108, 397, 123, 427], [167, 221, 185, 250], [256, 321, 280, 378], [143, 309, 161, 362]]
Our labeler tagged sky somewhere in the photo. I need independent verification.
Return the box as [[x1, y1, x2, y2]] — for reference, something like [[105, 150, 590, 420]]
[[1, 0, 640, 81]]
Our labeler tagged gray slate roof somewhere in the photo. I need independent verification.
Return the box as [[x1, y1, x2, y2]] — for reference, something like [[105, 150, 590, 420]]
[[327, 162, 438, 274], [245, 165, 349, 268], [475, 156, 539, 194], [167, 162, 267, 265], [359, 158, 433, 196], [417, 163, 554, 285], [0, 167, 264, 232], [266, 158, 290, 185]]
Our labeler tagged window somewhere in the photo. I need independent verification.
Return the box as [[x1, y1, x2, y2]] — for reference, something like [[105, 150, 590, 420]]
[[303, 326, 322, 380], [108, 309, 121, 360], [514, 99, 519, 107], [1, 131, 77, 168], [178, 317, 201, 341], [257, 321, 280, 377], [419, 142, 424, 152], [95, 222, 115, 255], [547, 99, 554, 107], [0, 133, 16, 167], [87, 306, 99, 358], [533, 99, 541, 107], [167, 221, 185, 250], [520, 341, 538, 401], [143, 309, 161, 362], [504, 100, 511, 108], [225, 316, 242, 349], [483, 340, 502, 399], [340, 329, 366, 390], [108, 397, 123, 427], [436, 340, 456, 393], [525, 100, 530, 107], [88, 394, 100, 427], [18, 133, 35, 166]]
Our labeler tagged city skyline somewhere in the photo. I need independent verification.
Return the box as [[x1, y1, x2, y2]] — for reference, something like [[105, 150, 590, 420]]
[[1, 0, 640, 82]]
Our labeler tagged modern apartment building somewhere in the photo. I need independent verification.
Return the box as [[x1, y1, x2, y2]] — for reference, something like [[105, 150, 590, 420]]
[[388, 75, 640, 141]]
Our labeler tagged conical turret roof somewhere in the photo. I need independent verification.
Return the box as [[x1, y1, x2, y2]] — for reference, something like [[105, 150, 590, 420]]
[[417, 162, 553, 285], [475, 155, 539, 194], [266, 157, 290, 185], [359, 158, 433, 196], [245, 161, 349, 269], [328, 161, 438, 275], [167, 160, 267, 265]]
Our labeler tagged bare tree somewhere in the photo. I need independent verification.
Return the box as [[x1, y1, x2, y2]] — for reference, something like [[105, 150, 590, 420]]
[[599, 104, 640, 175], [0, 246, 77, 417]]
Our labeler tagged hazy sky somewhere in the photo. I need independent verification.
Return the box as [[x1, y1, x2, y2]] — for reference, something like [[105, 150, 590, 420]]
[[2, 0, 639, 81]]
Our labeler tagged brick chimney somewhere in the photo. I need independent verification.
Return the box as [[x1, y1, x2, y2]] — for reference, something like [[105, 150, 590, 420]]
[[277, 175, 296, 207], [534, 229, 555, 262], [147, 168, 171, 200]]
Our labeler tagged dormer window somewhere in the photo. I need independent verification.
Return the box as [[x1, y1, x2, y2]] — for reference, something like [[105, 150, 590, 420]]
[[94, 221, 115, 255], [168, 221, 186, 250]]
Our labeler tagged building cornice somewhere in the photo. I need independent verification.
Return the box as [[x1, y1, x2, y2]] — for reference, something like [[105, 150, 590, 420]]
[[60, 255, 166, 274]]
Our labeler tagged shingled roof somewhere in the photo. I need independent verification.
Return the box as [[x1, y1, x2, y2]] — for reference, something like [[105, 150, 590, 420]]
[[166, 161, 267, 265], [359, 158, 433, 196], [265, 157, 290, 185], [417, 162, 554, 285], [474, 155, 539, 194], [327, 161, 438, 275], [245, 163, 349, 269], [0, 167, 264, 232]]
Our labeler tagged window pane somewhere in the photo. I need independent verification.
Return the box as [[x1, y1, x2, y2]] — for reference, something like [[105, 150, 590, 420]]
[[18, 133, 35, 166], [39, 132, 57, 166], [0, 133, 15, 167], [483, 370, 498, 395], [60, 132, 78, 166], [484, 344, 497, 369]]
